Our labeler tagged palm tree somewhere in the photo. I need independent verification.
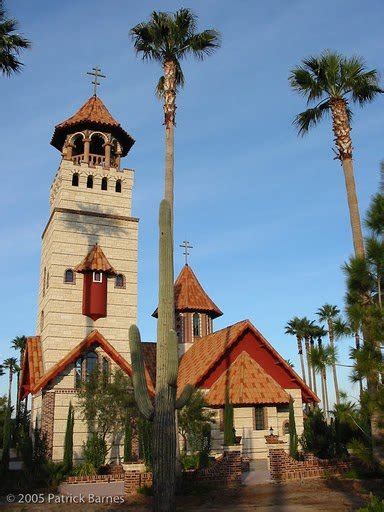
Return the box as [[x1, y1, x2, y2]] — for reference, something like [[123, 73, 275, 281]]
[[130, 9, 220, 221], [309, 324, 328, 397], [285, 317, 307, 383], [289, 51, 383, 257], [3, 357, 18, 409], [11, 335, 27, 418], [0, 0, 31, 76], [301, 317, 316, 391], [310, 345, 337, 421], [317, 304, 341, 404]]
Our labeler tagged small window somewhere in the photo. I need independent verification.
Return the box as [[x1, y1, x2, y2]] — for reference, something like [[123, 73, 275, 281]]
[[283, 421, 290, 435], [101, 177, 108, 191], [64, 269, 74, 283], [40, 310, 44, 332], [87, 175, 93, 189], [72, 173, 79, 186], [75, 357, 83, 388], [115, 180, 122, 193], [115, 274, 125, 288], [93, 271, 102, 283], [46, 271, 50, 289], [43, 267, 46, 296], [86, 351, 98, 379], [253, 406, 266, 430], [193, 313, 200, 337]]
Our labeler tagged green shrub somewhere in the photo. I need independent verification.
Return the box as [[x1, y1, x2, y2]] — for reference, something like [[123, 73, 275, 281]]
[[138, 417, 152, 469], [180, 453, 199, 470], [124, 418, 133, 462], [63, 403, 74, 471], [358, 495, 384, 512], [137, 485, 153, 495], [83, 434, 107, 472], [73, 461, 97, 477]]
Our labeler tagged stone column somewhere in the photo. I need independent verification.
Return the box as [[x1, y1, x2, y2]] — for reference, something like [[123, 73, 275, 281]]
[[83, 137, 90, 163], [115, 150, 122, 170], [104, 142, 111, 168]]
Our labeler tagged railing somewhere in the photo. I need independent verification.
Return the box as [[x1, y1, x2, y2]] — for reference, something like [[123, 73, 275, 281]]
[[71, 154, 117, 167]]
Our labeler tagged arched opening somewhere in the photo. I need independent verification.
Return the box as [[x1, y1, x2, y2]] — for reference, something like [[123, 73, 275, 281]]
[[89, 133, 105, 166], [110, 139, 118, 167], [72, 135, 84, 157], [283, 421, 290, 435], [101, 177, 108, 191], [72, 173, 79, 186], [193, 313, 200, 337], [115, 274, 125, 288], [87, 175, 93, 189], [115, 179, 122, 193], [64, 268, 74, 283]]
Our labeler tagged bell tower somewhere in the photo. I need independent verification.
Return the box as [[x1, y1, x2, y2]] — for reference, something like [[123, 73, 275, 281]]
[[38, 93, 138, 372]]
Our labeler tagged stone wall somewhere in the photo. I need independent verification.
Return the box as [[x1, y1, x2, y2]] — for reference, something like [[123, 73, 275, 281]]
[[269, 448, 351, 481]]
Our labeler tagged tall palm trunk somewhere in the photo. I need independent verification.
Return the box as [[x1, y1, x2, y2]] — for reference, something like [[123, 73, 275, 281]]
[[310, 339, 317, 396], [297, 338, 306, 384], [163, 60, 176, 224], [320, 369, 327, 420], [330, 98, 365, 258], [323, 370, 330, 421], [327, 320, 340, 405], [8, 370, 13, 409], [304, 337, 312, 390]]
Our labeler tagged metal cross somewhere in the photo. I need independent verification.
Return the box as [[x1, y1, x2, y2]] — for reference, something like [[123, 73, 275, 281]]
[[179, 240, 193, 265], [87, 67, 106, 96]]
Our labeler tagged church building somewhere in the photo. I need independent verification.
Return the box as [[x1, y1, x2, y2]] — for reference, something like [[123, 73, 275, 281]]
[[19, 92, 318, 462]]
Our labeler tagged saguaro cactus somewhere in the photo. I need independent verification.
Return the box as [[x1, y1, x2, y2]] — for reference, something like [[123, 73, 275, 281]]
[[129, 199, 192, 511]]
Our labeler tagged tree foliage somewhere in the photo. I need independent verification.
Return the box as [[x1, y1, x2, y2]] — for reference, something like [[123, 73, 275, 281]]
[[0, 0, 31, 76]]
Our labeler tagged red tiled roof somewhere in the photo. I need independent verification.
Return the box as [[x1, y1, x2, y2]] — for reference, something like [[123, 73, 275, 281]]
[[31, 330, 155, 396], [205, 351, 290, 406], [74, 244, 116, 275], [19, 336, 43, 400], [177, 319, 319, 403], [153, 265, 222, 318], [141, 342, 157, 388], [56, 96, 120, 129], [50, 96, 135, 156]]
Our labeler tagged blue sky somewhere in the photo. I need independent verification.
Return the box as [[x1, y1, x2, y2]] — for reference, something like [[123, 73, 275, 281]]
[[1, 0, 383, 407]]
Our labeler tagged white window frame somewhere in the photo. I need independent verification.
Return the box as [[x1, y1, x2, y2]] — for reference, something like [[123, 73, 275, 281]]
[[93, 271, 103, 283]]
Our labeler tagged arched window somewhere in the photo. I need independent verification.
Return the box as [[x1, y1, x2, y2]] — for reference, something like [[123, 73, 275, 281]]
[[115, 180, 122, 193], [93, 271, 102, 283], [64, 268, 74, 283], [193, 313, 200, 337], [87, 175, 93, 189], [101, 177, 108, 191], [75, 357, 83, 388], [283, 421, 290, 435], [115, 274, 125, 288], [72, 173, 79, 186], [85, 351, 98, 379]]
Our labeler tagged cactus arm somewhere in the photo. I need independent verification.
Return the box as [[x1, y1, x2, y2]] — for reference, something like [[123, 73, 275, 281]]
[[129, 324, 154, 420], [167, 330, 178, 386], [175, 384, 194, 410]]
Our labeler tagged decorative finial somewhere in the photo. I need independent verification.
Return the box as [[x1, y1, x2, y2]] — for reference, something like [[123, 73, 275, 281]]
[[179, 240, 193, 265], [86, 67, 106, 96]]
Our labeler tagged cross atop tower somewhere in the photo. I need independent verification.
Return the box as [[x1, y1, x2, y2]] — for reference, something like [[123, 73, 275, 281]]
[[179, 240, 193, 265], [86, 67, 106, 96]]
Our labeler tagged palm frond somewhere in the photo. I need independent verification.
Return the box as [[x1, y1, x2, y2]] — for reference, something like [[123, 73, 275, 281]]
[[293, 100, 330, 135], [180, 29, 221, 60]]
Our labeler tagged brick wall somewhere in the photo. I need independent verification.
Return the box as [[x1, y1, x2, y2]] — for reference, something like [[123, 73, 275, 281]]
[[124, 470, 153, 494], [41, 391, 55, 458], [269, 448, 351, 481], [183, 450, 243, 486], [65, 474, 124, 484]]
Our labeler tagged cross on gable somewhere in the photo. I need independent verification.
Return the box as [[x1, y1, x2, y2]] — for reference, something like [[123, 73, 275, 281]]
[[86, 67, 106, 96]]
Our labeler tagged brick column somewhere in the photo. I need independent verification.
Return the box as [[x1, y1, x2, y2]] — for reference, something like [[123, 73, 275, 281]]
[[41, 391, 55, 459]]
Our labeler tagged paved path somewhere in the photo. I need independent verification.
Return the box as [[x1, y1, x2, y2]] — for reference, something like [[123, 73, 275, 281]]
[[242, 460, 272, 486]]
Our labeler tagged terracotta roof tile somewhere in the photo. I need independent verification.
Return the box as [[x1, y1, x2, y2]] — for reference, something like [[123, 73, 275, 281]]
[[50, 96, 135, 156], [75, 244, 116, 275], [178, 320, 248, 390], [205, 351, 290, 406], [34, 330, 155, 395], [56, 96, 120, 129], [142, 342, 157, 388], [153, 265, 222, 318], [19, 336, 43, 400]]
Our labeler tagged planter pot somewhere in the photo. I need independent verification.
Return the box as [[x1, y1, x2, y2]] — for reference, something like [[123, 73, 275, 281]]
[[122, 462, 146, 473]]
